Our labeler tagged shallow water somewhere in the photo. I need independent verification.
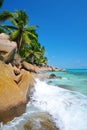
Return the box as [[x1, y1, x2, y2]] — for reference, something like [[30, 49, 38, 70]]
[[47, 69, 87, 95], [1, 69, 87, 130]]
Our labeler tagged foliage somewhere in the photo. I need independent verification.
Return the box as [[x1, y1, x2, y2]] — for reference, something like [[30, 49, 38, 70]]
[[0, 11, 13, 22], [0, 9, 48, 65], [20, 39, 47, 65]]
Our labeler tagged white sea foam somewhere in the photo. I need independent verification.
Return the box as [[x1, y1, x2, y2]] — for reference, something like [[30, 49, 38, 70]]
[[1, 79, 87, 130], [31, 79, 87, 130], [62, 77, 68, 80]]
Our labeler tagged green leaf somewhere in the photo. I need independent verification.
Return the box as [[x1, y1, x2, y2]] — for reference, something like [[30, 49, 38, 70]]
[[27, 31, 37, 40], [22, 33, 31, 45], [1, 25, 17, 31], [14, 10, 29, 26], [0, 27, 6, 33], [0, 11, 13, 22], [10, 30, 20, 40], [26, 25, 38, 31]]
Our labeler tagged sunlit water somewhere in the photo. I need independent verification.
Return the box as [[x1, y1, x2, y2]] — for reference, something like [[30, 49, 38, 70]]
[[1, 69, 87, 130], [47, 69, 87, 95]]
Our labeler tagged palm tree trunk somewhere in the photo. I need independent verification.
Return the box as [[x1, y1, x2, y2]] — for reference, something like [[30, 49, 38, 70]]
[[17, 34, 22, 54], [19, 34, 22, 50], [31, 55, 34, 64]]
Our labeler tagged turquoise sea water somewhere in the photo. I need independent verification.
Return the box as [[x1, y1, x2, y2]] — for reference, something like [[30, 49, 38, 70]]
[[1, 69, 87, 130], [47, 69, 87, 96]]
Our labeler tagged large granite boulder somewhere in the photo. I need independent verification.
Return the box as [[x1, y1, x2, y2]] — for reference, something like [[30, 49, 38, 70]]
[[39, 66, 62, 72], [24, 112, 59, 130], [0, 33, 17, 63], [18, 69, 35, 101], [0, 61, 35, 123], [22, 61, 40, 73]]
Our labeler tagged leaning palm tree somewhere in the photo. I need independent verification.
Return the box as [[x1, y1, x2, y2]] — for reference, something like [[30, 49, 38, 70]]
[[1, 10, 38, 53], [20, 38, 47, 65], [20, 39, 42, 64]]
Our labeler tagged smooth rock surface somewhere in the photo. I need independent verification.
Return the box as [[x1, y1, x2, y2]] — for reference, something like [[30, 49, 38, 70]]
[[0, 33, 17, 63], [0, 61, 35, 123], [22, 61, 40, 73]]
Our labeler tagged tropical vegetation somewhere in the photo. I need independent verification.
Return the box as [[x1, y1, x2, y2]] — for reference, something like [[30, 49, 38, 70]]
[[0, 4, 48, 66]]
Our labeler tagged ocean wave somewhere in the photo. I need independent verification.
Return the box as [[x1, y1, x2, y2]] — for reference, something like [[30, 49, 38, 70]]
[[1, 79, 87, 130]]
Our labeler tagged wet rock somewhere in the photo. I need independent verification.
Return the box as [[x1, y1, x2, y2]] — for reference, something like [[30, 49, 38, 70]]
[[24, 112, 59, 130], [49, 74, 57, 79], [49, 74, 62, 79]]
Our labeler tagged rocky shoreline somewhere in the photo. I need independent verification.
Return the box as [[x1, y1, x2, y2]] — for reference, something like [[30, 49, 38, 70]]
[[0, 60, 61, 124], [0, 33, 61, 129], [0, 61, 35, 123]]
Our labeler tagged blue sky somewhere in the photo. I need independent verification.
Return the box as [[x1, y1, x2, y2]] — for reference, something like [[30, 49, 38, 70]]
[[1, 0, 87, 68]]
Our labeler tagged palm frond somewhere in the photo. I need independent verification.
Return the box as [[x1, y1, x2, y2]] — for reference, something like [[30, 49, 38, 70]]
[[0, 11, 13, 22], [10, 30, 20, 40], [22, 33, 31, 45], [34, 51, 42, 59], [0, 27, 7, 33], [10, 19, 18, 27], [26, 25, 39, 31], [14, 10, 29, 27], [39, 57, 47, 64], [27, 31, 38, 40], [1, 25, 18, 31]]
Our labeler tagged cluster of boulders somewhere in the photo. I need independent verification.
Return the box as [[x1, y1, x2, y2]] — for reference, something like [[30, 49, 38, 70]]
[[0, 33, 17, 63], [39, 65, 62, 72], [0, 33, 36, 123], [0, 60, 35, 123], [0, 33, 60, 129]]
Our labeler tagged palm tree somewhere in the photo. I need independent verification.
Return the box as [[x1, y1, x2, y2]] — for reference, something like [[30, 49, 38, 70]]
[[20, 38, 47, 65], [20, 39, 41, 64], [0, 9, 48, 65], [1, 10, 38, 53]]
